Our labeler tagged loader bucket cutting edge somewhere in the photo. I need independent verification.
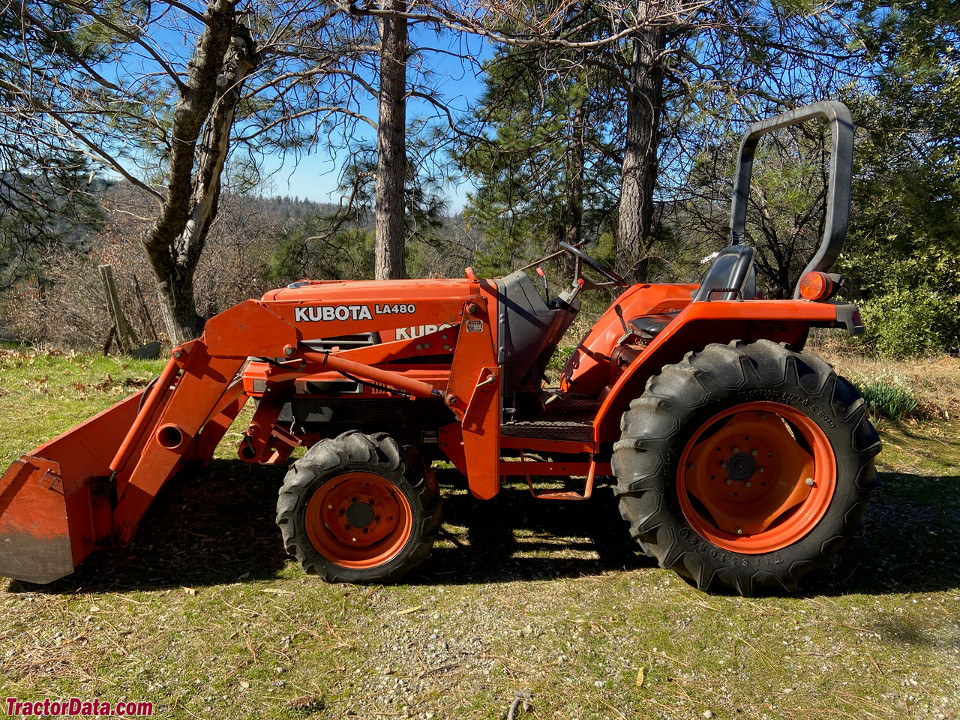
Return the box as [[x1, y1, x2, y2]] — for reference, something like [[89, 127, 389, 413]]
[[0, 390, 144, 584]]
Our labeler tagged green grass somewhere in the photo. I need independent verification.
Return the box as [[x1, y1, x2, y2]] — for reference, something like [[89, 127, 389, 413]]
[[1, 351, 958, 720], [0, 349, 165, 460]]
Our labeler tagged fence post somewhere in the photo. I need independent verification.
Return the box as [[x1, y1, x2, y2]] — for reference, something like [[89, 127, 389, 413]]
[[98, 264, 140, 354]]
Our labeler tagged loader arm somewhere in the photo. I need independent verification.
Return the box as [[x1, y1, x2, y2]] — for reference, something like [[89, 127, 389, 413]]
[[0, 301, 301, 584]]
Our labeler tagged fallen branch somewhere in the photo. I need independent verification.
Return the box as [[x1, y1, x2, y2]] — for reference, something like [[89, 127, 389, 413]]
[[506, 693, 532, 720]]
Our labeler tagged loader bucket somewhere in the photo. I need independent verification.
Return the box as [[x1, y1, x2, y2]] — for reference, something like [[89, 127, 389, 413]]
[[0, 390, 143, 584]]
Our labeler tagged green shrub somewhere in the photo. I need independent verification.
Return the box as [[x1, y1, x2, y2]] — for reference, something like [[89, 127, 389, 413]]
[[855, 376, 921, 421], [859, 288, 960, 359]]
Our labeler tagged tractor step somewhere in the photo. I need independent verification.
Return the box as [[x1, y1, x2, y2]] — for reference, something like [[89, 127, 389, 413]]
[[501, 396, 599, 443]]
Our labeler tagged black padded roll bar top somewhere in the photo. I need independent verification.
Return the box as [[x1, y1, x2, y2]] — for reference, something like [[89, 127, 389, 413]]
[[728, 101, 855, 299]]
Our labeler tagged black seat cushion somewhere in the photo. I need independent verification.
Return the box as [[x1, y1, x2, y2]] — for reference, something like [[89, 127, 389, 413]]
[[691, 245, 756, 302], [629, 312, 679, 339]]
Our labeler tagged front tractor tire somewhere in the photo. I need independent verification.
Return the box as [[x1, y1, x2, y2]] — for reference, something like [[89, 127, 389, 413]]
[[612, 340, 881, 595], [277, 431, 440, 583]]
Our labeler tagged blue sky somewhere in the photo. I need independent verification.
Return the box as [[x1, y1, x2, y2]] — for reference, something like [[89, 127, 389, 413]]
[[259, 153, 346, 204], [256, 25, 491, 212]]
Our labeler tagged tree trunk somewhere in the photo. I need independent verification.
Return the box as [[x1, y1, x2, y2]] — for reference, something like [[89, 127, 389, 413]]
[[374, 0, 408, 280], [563, 101, 587, 248], [141, 0, 256, 345], [617, 23, 665, 284]]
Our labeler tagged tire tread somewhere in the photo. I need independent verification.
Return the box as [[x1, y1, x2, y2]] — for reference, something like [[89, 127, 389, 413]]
[[276, 430, 441, 583], [613, 340, 880, 595]]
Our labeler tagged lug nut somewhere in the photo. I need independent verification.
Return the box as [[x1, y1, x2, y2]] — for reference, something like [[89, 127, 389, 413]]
[[732, 446, 739, 453], [751, 449, 758, 456], [758, 467, 765, 473], [726, 479, 733, 485], [805, 477, 815, 486], [745, 482, 752, 488], [736, 527, 743, 535], [687, 463, 695, 470], [719, 461, 726, 468]]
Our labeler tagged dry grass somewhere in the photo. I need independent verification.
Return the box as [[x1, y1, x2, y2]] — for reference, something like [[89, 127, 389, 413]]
[[810, 336, 960, 421]]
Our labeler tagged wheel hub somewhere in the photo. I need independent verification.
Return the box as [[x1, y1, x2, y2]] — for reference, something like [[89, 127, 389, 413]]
[[305, 471, 410, 562], [345, 501, 376, 529], [726, 451, 756, 482], [706, 426, 779, 503]]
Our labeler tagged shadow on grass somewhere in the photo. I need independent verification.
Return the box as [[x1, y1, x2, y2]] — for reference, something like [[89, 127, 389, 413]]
[[409, 471, 654, 585], [7, 460, 292, 595], [6, 464, 959, 596], [805, 471, 960, 596], [5, 462, 653, 595]]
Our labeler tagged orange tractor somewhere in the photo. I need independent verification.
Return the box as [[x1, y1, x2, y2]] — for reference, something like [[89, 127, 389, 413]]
[[0, 102, 879, 594]]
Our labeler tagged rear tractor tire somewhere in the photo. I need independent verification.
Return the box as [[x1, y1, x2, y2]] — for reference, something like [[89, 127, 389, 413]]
[[277, 431, 440, 583], [612, 340, 881, 595]]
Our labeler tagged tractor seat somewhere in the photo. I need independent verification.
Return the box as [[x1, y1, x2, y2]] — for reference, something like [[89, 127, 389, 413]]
[[690, 245, 756, 302], [629, 245, 757, 340], [629, 313, 677, 339]]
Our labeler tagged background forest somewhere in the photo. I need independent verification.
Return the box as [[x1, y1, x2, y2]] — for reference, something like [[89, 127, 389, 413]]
[[0, 0, 957, 359]]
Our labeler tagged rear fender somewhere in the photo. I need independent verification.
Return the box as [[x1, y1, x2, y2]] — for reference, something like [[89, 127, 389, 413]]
[[562, 283, 696, 396], [593, 299, 859, 444]]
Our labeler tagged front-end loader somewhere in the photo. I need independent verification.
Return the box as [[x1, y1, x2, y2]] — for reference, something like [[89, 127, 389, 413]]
[[0, 101, 879, 595]]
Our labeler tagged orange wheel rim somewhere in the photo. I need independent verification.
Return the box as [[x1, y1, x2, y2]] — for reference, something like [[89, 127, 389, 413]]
[[677, 401, 836, 554], [305, 472, 413, 569]]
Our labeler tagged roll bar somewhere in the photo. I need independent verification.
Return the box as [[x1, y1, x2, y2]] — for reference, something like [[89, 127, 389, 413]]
[[728, 101, 855, 299]]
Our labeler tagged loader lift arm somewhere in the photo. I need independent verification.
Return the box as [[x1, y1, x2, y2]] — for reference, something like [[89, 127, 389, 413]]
[[0, 344, 250, 584], [0, 304, 286, 583]]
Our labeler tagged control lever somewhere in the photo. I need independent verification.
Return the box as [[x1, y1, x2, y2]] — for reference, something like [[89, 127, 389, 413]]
[[614, 304, 629, 334], [535, 267, 549, 297], [613, 304, 634, 345]]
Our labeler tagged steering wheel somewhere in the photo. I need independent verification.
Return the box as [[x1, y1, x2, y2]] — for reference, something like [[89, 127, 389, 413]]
[[559, 242, 628, 287]]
